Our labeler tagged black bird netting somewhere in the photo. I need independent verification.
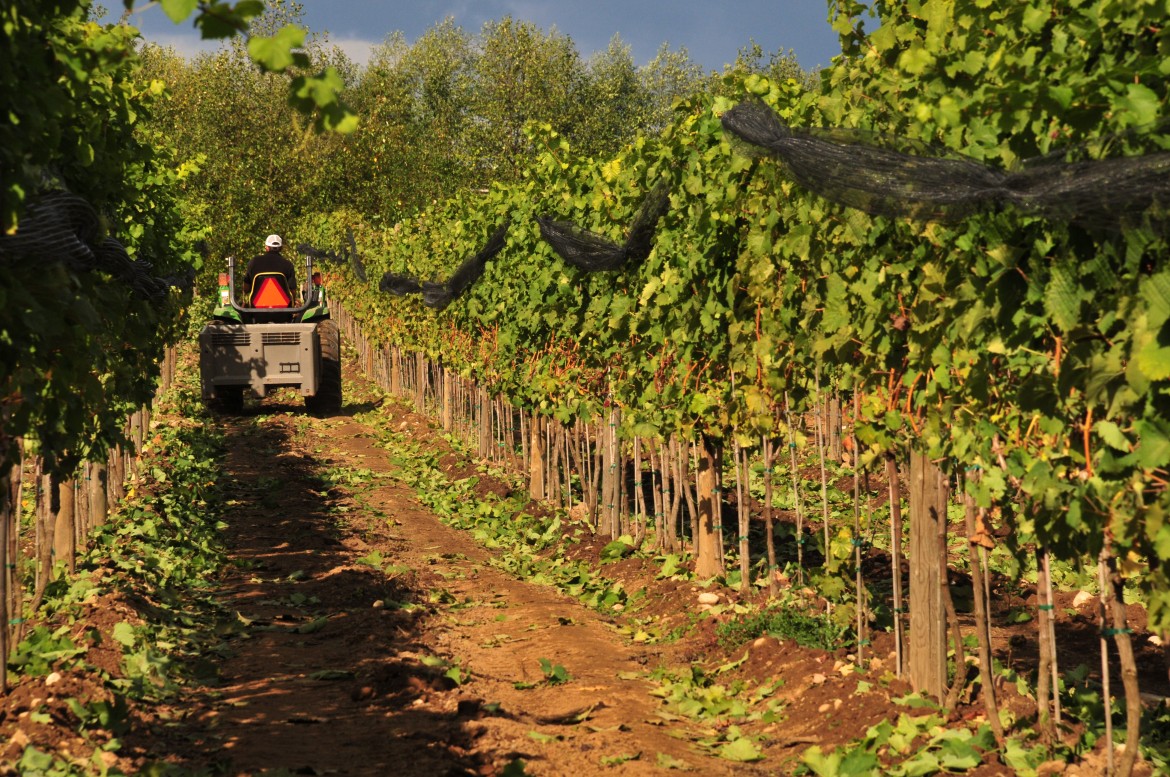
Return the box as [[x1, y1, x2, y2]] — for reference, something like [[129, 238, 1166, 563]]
[[720, 100, 1170, 226], [0, 191, 194, 298], [422, 219, 510, 310], [378, 219, 511, 310], [538, 179, 672, 271], [298, 243, 337, 262], [378, 273, 423, 296]]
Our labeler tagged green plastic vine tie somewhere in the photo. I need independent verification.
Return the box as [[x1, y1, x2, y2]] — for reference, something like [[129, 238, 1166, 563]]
[[738, 535, 751, 542], [1101, 627, 1133, 637], [712, 524, 723, 530], [1037, 604, 1055, 611], [8, 618, 25, 625]]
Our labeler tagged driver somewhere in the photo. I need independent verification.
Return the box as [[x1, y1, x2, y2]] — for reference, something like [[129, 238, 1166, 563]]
[[243, 234, 297, 302]]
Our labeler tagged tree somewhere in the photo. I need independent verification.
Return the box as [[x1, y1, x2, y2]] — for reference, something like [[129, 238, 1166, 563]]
[[574, 35, 648, 159], [470, 17, 583, 183], [639, 44, 708, 134]]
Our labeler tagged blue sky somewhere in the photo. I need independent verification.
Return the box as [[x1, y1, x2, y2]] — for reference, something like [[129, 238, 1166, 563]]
[[126, 1, 846, 74]]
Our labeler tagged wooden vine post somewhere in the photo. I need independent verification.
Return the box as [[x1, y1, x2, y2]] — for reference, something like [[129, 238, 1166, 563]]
[[88, 462, 108, 529], [477, 390, 492, 458], [54, 475, 76, 576], [441, 367, 453, 431], [529, 413, 546, 500], [908, 451, 946, 699], [694, 435, 723, 578]]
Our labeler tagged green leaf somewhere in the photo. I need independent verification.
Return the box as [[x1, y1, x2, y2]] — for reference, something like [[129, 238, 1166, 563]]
[[802, 746, 841, 776], [1046, 85, 1073, 109], [1094, 420, 1130, 452], [656, 752, 689, 770], [292, 68, 344, 108], [1131, 420, 1170, 470], [112, 622, 136, 648], [501, 760, 530, 777], [1044, 264, 1081, 332], [248, 25, 306, 73], [601, 538, 634, 562], [600, 752, 641, 767], [899, 750, 941, 776], [159, 0, 198, 23], [1142, 270, 1170, 329], [937, 736, 982, 769], [296, 616, 329, 634], [1116, 83, 1161, 127], [1021, 5, 1049, 33], [898, 44, 936, 75], [719, 737, 763, 762]]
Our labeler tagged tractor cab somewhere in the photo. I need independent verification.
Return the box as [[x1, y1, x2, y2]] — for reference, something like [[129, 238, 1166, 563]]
[[212, 255, 329, 325], [199, 253, 341, 414]]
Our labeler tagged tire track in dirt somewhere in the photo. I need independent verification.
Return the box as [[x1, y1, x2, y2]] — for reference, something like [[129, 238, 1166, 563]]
[[169, 364, 766, 776]]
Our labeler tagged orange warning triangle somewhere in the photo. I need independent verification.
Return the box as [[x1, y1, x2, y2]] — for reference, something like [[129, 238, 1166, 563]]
[[253, 276, 292, 308]]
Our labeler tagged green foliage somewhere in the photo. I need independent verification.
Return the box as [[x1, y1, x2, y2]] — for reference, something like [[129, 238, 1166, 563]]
[[369, 418, 634, 614], [5, 381, 233, 770], [319, 0, 1170, 638], [600, 536, 635, 562], [0, 0, 202, 477], [716, 602, 850, 651], [648, 664, 785, 726], [800, 711, 996, 776], [9, 627, 87, 677], [538, 657, 572, 685]]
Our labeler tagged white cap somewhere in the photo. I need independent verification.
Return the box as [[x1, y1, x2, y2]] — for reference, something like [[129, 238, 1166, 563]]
[[265, 234, 282, 248]]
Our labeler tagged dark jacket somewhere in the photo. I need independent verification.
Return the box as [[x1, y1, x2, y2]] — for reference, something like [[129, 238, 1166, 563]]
[[244, 249, 297, 301]]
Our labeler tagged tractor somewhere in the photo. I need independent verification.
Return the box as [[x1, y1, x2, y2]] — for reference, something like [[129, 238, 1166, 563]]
[[198, 254, 341, 414]]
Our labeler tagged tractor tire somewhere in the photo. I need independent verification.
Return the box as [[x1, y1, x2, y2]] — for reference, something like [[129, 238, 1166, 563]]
[[207, 386, 244, 415], [306, 319, 342, 416]]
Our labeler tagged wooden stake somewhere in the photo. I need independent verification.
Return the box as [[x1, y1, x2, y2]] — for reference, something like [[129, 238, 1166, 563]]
[[963, 489, 1003, 741], [852, 392, 865, 663], [887, 455, 905, 678], [908, 451, 946, 699], [1099, 553, 1115, 776], [694, 435, 723, 578], [1104, 550, 1141, 777], [1036, 547, 1053, 735], [784, 392, 805, 583], [763, 437, 778, 597], [1043, 549, 1062, 724], [735, 440, 750, 595]]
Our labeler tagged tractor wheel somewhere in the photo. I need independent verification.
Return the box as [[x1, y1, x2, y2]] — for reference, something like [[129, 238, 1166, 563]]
[[306, 319, 342, 416], [206, 386, 244, 414]]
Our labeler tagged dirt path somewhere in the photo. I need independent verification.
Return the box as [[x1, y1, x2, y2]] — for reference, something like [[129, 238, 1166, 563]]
[[161, 363, 763, 776]]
